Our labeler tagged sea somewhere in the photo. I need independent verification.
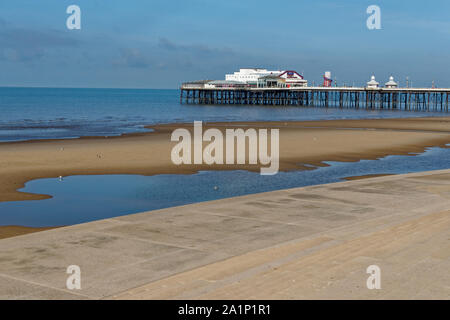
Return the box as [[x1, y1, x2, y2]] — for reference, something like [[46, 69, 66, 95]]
[[0, 87, 445, 142], [0, 87, 449, 227]]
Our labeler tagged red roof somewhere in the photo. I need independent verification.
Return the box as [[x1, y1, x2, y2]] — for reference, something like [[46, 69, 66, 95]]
[[278, 70, 304, 79]]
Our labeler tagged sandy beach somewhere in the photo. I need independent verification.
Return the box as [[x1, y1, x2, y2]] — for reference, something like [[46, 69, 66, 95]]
[[1, 117, 450, 238]]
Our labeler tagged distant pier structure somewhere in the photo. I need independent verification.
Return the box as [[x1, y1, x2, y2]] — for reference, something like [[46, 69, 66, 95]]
[[180, 71, 450, 112]]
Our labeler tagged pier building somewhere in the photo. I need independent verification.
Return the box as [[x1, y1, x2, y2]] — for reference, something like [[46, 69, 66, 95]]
[[367, 75, 379, 89], [385, 76, 398, 88], [225, 68, 282, 86]]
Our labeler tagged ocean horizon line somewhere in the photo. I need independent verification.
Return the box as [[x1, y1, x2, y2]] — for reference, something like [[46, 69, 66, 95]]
[[0, 85, 179, 90]]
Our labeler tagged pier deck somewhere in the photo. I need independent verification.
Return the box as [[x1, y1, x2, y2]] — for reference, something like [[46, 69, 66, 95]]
[[180, 86, 450, 112]]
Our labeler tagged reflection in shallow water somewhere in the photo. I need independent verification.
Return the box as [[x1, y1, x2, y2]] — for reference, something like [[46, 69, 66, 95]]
[[0, 147, 449, 227]]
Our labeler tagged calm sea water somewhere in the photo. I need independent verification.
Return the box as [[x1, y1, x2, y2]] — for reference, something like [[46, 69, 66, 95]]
[[1, 146, 449, 227], [0, 87, 446, 142]]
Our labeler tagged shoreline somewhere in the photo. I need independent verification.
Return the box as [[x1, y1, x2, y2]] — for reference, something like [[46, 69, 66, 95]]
[[1, 117, 449, 203], [341, 173, 395, 181], [1, 117, 450, 239], [0, 225, 59, 240], [2, 116, 450, 146], [0, 172, 400, 239]]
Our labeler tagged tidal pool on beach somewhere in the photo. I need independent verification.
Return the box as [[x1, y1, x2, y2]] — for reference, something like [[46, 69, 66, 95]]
[[0, 146, 449, 228], [0, 148, 450, 227]]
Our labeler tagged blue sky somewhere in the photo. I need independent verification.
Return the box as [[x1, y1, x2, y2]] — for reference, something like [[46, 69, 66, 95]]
[[0, 0, 449, 88]]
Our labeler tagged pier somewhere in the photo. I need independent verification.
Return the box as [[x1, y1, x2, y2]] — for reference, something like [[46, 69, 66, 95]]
[[180, 86, 450, 112]]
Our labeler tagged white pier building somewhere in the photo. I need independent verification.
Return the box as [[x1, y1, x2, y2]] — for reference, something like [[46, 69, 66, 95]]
[[225, 68, 282, 86], [226, 68, 307, 88]]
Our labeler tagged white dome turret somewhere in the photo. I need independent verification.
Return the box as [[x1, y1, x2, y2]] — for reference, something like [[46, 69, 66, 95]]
[[385, 76, 398, 88], [367, 75, 379, 89]]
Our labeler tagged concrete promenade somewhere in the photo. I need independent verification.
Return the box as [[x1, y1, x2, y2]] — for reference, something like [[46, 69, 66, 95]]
[[0, 169, 449, 299]]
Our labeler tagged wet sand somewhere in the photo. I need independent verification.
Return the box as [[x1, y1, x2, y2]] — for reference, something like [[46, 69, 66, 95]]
[[342, 174, 395, 181], [1, 117, 450, 239], [0, 226, 58, 240]]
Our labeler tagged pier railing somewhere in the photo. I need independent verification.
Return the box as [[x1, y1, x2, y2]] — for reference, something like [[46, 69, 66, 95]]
[[180, 86, 450, 112]]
